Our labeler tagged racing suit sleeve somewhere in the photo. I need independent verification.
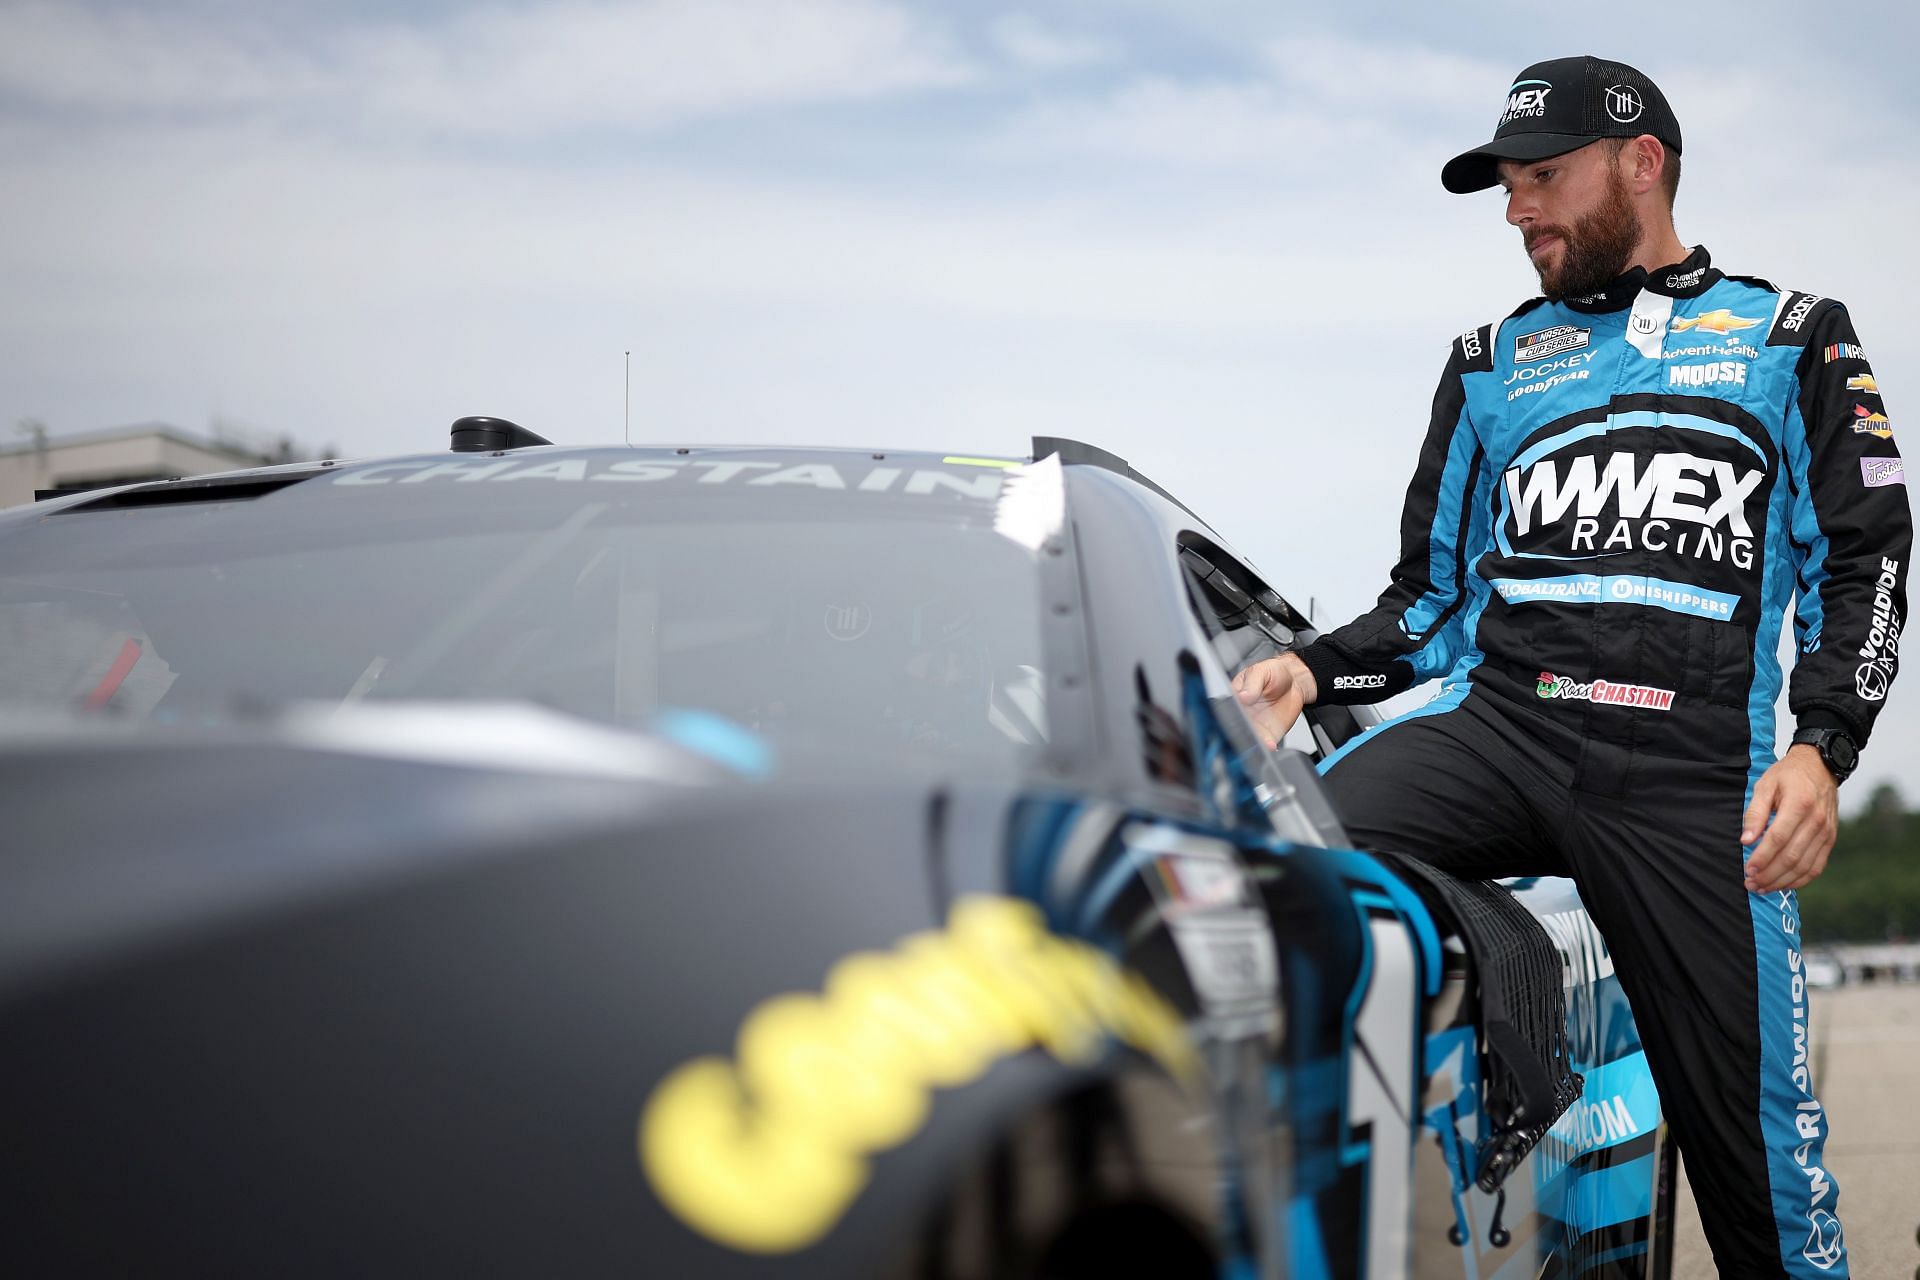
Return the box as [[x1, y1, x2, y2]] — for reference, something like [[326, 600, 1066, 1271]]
[[1299, 337, 1493, 705], [1784, 302, 1911, 750]]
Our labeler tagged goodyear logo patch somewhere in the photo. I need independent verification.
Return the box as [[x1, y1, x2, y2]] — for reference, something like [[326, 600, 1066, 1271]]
[[638, 895, 1195, 1254]]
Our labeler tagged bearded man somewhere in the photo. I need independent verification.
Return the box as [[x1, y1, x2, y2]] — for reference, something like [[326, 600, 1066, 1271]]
[[1233, 56, 1908, 1277]]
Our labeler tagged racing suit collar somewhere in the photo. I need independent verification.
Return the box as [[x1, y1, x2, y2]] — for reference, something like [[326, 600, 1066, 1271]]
[[1559, 245, 1718, 314]]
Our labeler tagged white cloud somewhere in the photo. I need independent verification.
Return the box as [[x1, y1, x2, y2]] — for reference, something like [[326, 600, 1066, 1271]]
[[349, 0, 974, 136], [988, 76, 1406, 169], [1262, 35, 1508, 117], [0, 0, 973, 135], [0, 4, 329, 110], [981, 35, 1519, 173], [988, 14, 1115, 70]]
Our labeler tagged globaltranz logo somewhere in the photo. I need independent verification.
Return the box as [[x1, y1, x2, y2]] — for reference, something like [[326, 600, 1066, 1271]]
[[1504, 450, 1764, 569]]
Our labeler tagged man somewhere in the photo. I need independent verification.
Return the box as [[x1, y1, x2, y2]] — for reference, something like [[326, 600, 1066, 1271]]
[[1233, 56, 1907, 1277]]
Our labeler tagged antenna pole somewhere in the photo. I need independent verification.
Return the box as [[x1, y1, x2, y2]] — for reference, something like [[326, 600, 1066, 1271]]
[[624, 351, 631, 446]]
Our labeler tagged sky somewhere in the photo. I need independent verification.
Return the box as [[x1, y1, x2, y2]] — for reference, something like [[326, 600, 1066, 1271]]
[[2, 0, 1917, 806]]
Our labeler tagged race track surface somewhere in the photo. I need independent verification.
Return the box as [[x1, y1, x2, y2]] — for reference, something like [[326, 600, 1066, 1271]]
[[1673, 981, 1920, 1278]]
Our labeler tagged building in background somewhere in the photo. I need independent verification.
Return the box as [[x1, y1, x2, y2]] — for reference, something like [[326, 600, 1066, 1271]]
[[0, 422, 323, 508]]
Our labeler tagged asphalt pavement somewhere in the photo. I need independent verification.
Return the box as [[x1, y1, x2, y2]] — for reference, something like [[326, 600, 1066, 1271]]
[[1673, 981, 1920, 1279]]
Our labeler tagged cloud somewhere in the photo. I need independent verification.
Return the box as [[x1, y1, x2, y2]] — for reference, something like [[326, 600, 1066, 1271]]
[[988, 76, 1403, 170], [1261, 35, 1508, 118], [988, 14, 1115, 70], [980, 35, 1514, 173], [0, 0, 974, 136], [0, 4, 330, 111]]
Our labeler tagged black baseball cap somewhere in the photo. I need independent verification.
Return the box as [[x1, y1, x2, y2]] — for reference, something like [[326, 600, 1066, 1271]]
[[1441, 55, 1682, 194]]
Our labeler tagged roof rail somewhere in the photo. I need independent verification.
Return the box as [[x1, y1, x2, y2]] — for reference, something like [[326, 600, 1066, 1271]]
[[1030, 436, 1202, 524], [450, 417, 552, 453]]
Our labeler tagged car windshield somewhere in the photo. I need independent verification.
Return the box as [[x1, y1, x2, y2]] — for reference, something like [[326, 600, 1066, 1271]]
[[0, 453, 1056, 776]]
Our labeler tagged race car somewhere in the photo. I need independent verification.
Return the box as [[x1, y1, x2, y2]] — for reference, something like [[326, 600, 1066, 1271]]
[[0, 422, 1674, 1278]]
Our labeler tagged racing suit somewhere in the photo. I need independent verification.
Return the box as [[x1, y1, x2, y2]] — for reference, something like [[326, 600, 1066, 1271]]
[[1299, 247, 1908, 1277]]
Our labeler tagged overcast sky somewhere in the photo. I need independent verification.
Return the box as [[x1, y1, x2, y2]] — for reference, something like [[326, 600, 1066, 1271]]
[[3, 0, 1916, 805]]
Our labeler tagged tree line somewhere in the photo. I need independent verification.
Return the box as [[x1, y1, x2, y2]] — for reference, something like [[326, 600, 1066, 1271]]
[[1798, 783, 1920, 943]]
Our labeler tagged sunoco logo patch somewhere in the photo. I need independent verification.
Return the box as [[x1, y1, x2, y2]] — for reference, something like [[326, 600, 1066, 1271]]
[[1516, 325, 1591, 362]]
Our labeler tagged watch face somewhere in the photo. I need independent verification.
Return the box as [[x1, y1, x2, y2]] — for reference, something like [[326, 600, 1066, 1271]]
[[1831, 735, 1859, 772]]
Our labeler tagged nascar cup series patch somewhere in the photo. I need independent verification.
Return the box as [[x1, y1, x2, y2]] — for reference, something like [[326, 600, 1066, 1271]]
[[1515, 325, 1590, 362]]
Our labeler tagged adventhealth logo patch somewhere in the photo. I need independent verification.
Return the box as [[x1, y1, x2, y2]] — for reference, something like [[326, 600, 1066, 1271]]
[[1665, 341, 1759, 362]]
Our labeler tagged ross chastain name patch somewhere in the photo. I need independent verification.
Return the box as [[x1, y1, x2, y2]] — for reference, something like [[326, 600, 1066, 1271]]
[[1535, 671, 1676, 710]]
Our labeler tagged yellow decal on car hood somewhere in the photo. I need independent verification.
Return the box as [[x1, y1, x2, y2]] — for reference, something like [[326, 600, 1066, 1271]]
[[638, 894, 1195, 1253]]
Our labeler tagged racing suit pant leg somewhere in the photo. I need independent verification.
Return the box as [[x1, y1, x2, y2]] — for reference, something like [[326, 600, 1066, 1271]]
[[1318, 697, 1570, 879], [1562, 773, 1847, 1279]]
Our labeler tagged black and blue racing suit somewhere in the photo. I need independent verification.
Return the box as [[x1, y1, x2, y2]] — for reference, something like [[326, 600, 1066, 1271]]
[[1300, 247, 1908, 1277]]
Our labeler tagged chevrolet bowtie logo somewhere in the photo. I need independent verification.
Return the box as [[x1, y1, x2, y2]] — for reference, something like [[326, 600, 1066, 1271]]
[[1671, 309, 1763, 335]]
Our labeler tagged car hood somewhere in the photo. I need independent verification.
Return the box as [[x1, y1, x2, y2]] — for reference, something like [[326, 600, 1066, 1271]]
[[0, 721, 1124, 1277]]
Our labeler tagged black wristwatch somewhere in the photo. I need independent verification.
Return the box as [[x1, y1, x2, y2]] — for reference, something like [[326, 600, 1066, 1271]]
[[1791, 726, 1859, 784]]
